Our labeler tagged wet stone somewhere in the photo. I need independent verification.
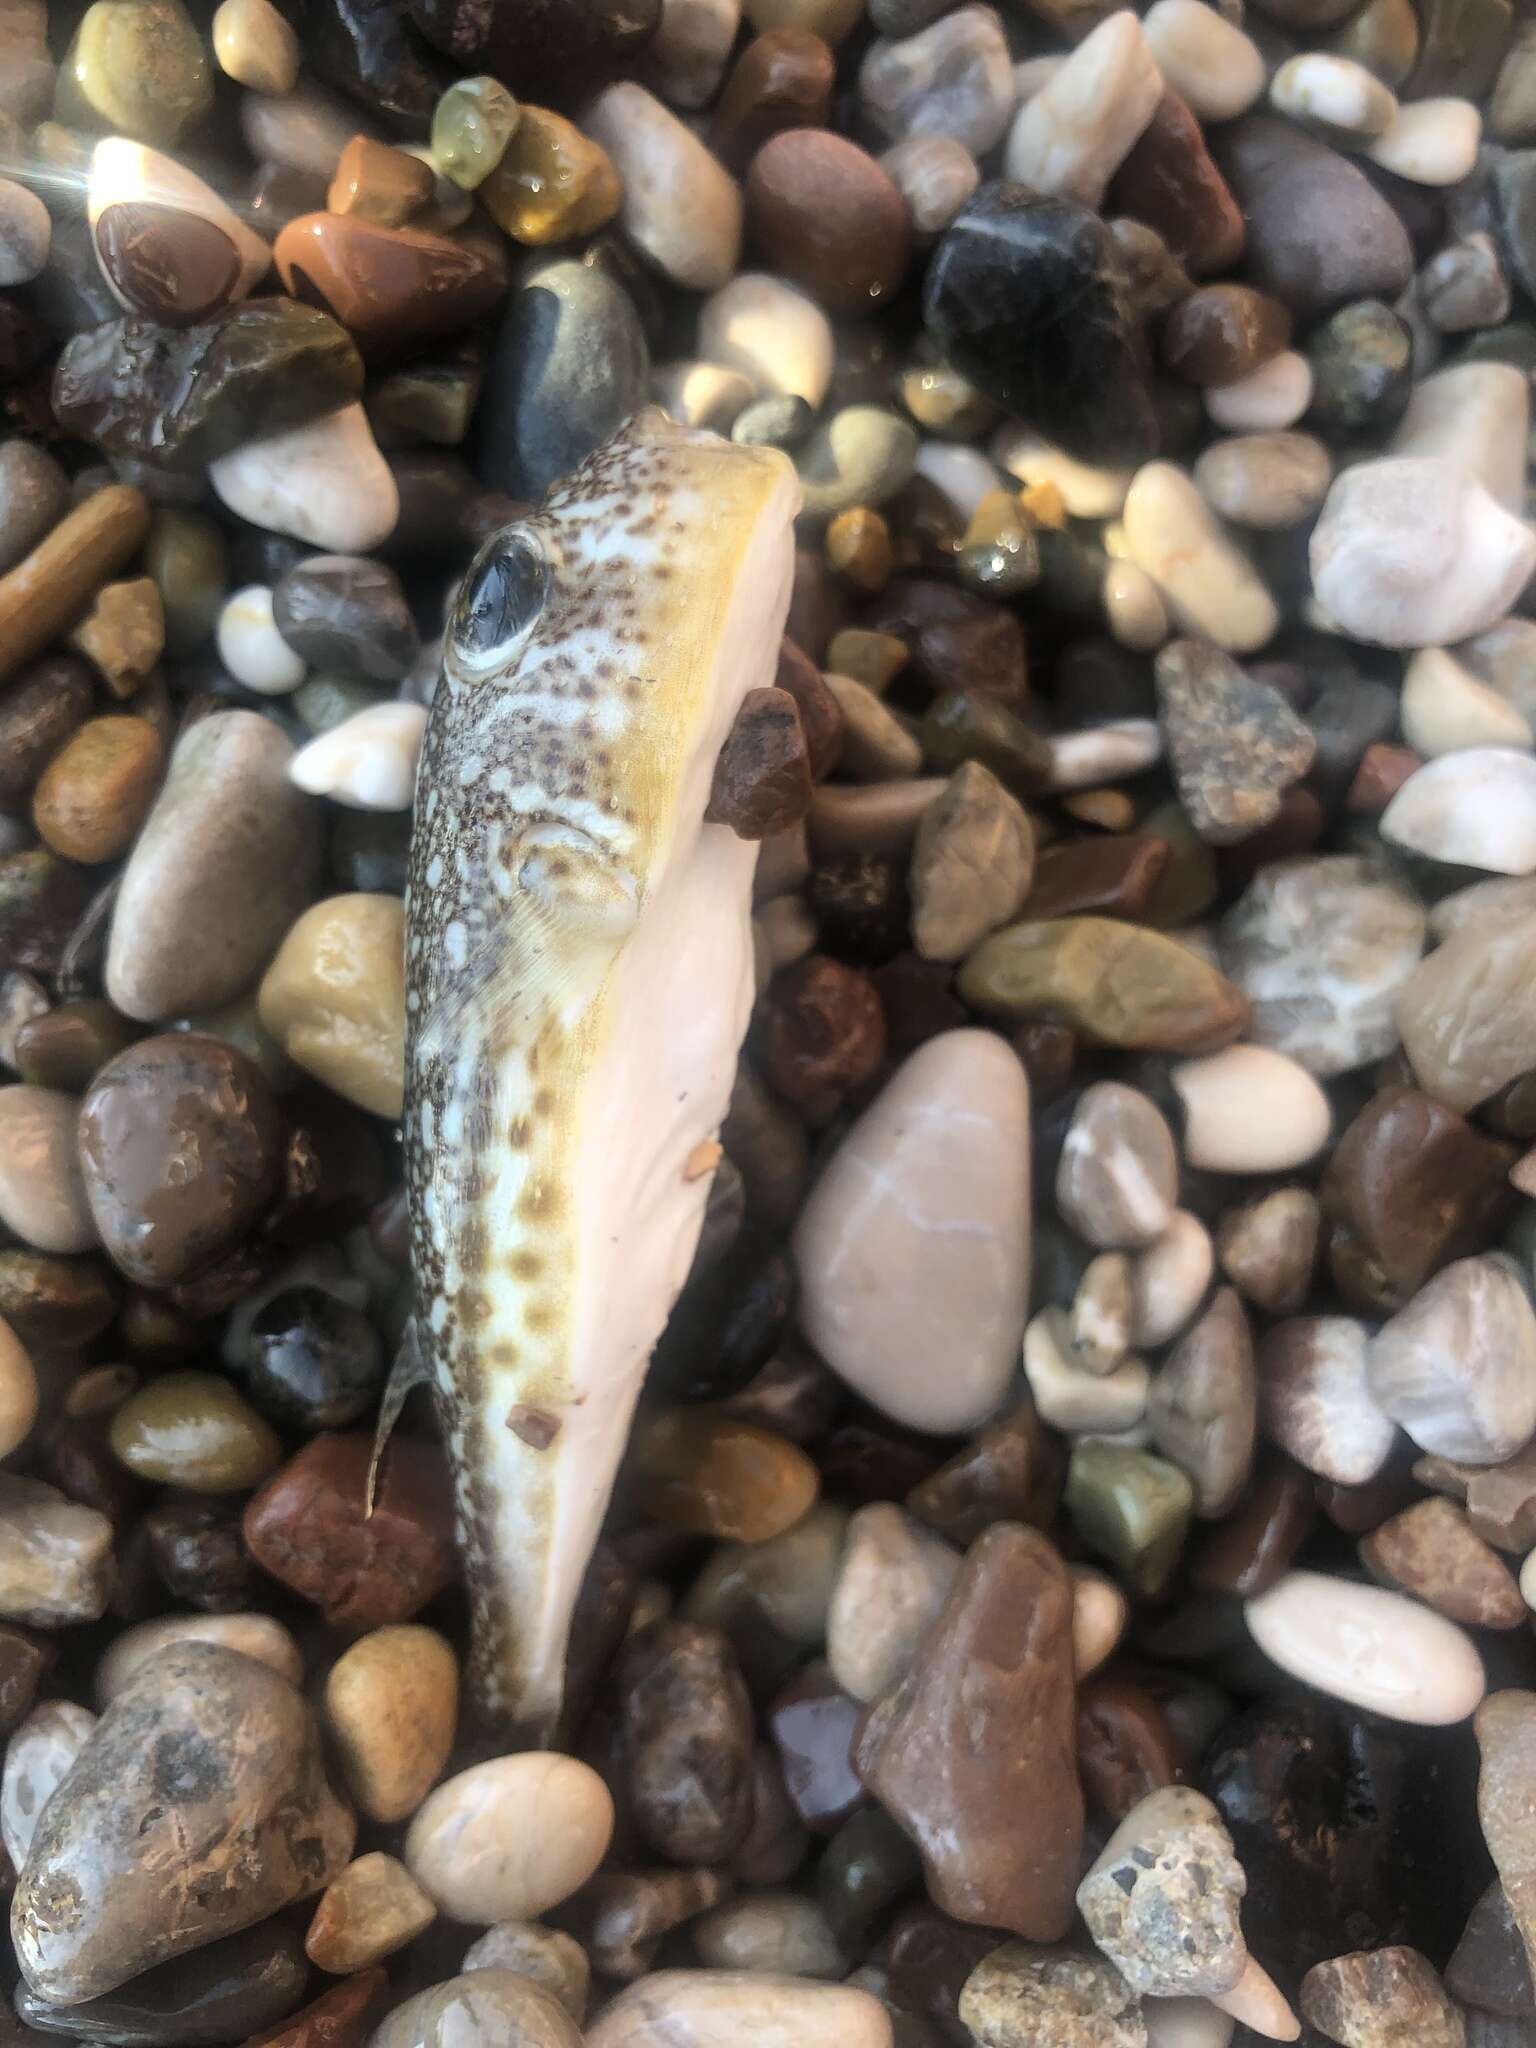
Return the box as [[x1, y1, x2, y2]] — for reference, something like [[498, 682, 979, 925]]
[[323, 1623, 457, 1826], [15, 1922, 311, 2044], [1447, 1882, 1535, 2016], [1259, 1314, 1396, 1486], [854, 1523, 1082, 1941], [709, 29, 836, 173], [144, 1494, 253, 1612], [585, 1972, 892, 2048], [31, 716, 162, 867], [0, 1477, 113, 1626], [462, 1921, 590, 2019], [959, 1941, 1148, 2048], [272, 554, 418, 683], [1361, 1497, 1525, 1628], [1148, 1287, 1257, 1520], [57, 0, 212, 145], [1057, 1081, 1178, 1251], [1193, 1456, 1316, 1598], [12, 1641, 351, 2004], [240, 1968, 388, 2048], [747, 130, 911, 317], [707, 687, 813, 840], [109, 1370, 281, 1492], [1077, 1677, 1181, 1825], [1065, 1441, 1195, 1596], [906, 1403, 1064, 1546], [1367, 1256, 1536, 1465], [370, 1971, 583, 2048], [623, 1619, 755, 1866], [582, 1868, 732, 1980]]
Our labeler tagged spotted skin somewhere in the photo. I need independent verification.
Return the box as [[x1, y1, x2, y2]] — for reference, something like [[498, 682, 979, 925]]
[[405, 410, 800, 1734]]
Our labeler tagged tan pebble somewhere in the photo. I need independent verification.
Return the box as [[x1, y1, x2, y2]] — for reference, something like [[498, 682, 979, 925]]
[[212, 0, 298, 92], [586, 1969, 895, 2048], [257, 892, 405, 1117], [65, 576, 165, 698], [306, 1850, 436, 1971], [0, 1315, 37, 1458], [1071, 1565, 1129, 1676], [323, 1623, 458, 1824], [479, 105, 622, 245], [404, 1752, 614, 1924], [108, 1369, 281, 1492], [631, 1408, 820, 1542], [32, 717, 163, 865], [1209, 1955, 1302, 2041], [0, 485, 150, 686], [96, 1611, 302, 1705], [462, 1920, 592, 2021], [0, 1086, 96, 1255]]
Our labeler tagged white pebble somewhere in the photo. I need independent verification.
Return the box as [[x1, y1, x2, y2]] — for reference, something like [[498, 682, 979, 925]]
[[1045, 718, 1162, 791], [1309, 456, 1536, 648], [1400, 646, 1533, 756], [1004, 9, 1163, 209], [1071, 1566, 1128, 1676], [2, 1701, 95, 1869], [1123, 462, 1279, 655], [209, 404, 399, 553], [1380, 747, 1536, 872], [1269, 53, 1397, 139], [1130, 1211, 1214, 1349], [1144, 1997, 1237, 2048], [1367, 96, 1482, 184], [1389, 361, 1528, 514], [1023, 1308, 1149, 1435], [1244, 1570, 1486, 1725], [992, 423, 1131, 516], [1142, 0, 1264, 121], [216, 585, 307, 695], [583, 81, 741, 292], [1205, 351, 1313, 432], [697, 273, 833, 409], [913, 440, 1007, 520], [405, 1753, 614, 1924], [642, 0, 741, 109], [1171, 1046, 1331, 1173], [1103, 560, 1170, 651], [288, 702, 428, 811]]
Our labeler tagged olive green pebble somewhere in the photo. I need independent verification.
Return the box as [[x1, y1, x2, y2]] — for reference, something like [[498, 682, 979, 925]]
[[293, 672, 387, 737], [366, 354, 482, 448], [56, 0, 213, 145], [109, 1369, 283, 1491], [145, 509, 229, 658], [1326, 0, 1421, 85], [431, 76, 520, 190], [1065, 1441, 1194, 1599], [921, 689, 1053, 797], [1140, 800, 1220, 927]]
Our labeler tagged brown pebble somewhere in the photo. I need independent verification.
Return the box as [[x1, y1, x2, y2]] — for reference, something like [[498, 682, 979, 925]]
[[1021, 835, 1170, 924], [0, 1623, 49, 1736], [242, 1431, 457, 1628], [1076, 1676, 1181, 1824], [0, 656, 95, 807], [94, 203, 243, 326], [240, 1967, 389, 2048], [1300, 1945, 1466, 2048], [826, 507, 893, 593], [305, 1852, 437, 1972], [1416, 1442, 1536, 1553], [65, 576, 165, 698], [622, 1618, 756, 1865], [1162, 283, 1292, 387], [855, 1522, 1082, 1940], [0, 485, 151, 686], [630, 1407, 820, 1542], [326, 134, 435, 226], [1109, 88, 1246, 277], [1014, 1019, 1076, 1105], [1360, 1496, 1527, 1628], [1347, 742, 1423, 812], [884, 1904, 1002, 2035], [757, 954, 885, 1121], [862, 577, 1026, 702], [580, 1867, 731, 1980], [1216, 1187, 1320, 1315], [31, 717, 162, 865], [776, 637, 845, 779], [906, 1402, 1065, 1547], [478, 105, 622, 245], [1192, 1457, 1315, 1597], [710, 29, 836, 174], [768, 1660, 865, 1833], [746, 128, 911, 314], [273, 213, 504, 361], [705, 685, 813, 839]]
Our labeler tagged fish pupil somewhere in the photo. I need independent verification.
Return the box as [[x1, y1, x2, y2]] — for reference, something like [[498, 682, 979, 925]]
[[457, 531, 547, 661]]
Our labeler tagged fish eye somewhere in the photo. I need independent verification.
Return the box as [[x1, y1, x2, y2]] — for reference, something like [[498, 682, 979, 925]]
[[450, 525, 549, 676]]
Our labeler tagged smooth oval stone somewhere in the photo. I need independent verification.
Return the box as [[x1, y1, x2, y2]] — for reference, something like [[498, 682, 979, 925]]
[[323, 1622, 459, 1824], [57, 0, 212, 144], [94, 202, 243, 327], [1397, 908, 1536, 1111], [826, 1502, 961, 1702], [792, 1029, 1030, 1434], [210, 403, 399, 553], [1306, 298, 1414, 434], [1123, 465, 1278, 654], [1390, 361, 1529, 514], [1172, 1046, 1332, 1173], [272, 554, 418, 683], [585, 80, 742, 292], [96, 1612, 302, 1703], [370, 1970, 582, 2048], [0, 1086, 95, 1255], [0, 444, 68, 579], [1004, 12, 1162, 210], [12, 1642, 353, 2004], [404, 1753, 613, 1924], [109, 1369, 282, 1491], [924, 180, 1159, 468], [477, 257, 649, 499], [290, 702, 427, 813], [78, 1033, 285, 1288], [212, 0, 300, 91], [1381, 749, 1536, 873], [15, 1921, 310, 2043], [1143, 0, 1266, 120], [747, 129, 911, 316], [587, 1972, 894, 2048], [1259, 1316, 1397, 1485], [700, 272, 833, 410], [623, 1618, 755, 1860], [273, 212, 504, 362], [257, 892, 405, 1118], [1366, 1254, 1536, 1464], [1244, 1571, 1485, 1724]]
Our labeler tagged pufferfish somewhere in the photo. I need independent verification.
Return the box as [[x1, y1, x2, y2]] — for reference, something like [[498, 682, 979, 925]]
[[404, 408, 801, 1736]]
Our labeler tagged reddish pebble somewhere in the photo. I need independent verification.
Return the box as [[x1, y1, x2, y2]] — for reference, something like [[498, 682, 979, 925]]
[[775, 637, 844, 780], [758, 954, 885, 1121], [1193, 1457, 1316, 1597], [1348, 742, 1424, 813], [273, 212, 504, 361], [1021, 837, 1171, 924], [240, 1968, 389, 2048], [711, 29, 835, 174], [242, 1431, 457, 1629], [1162, 283, 1292, 387], [1076, 1677, 1181, 1823], [746, 129, 911, 315], [705, 686, 813, 839], [95, 203, 243, 326], [1109, 89, 1245, 278]]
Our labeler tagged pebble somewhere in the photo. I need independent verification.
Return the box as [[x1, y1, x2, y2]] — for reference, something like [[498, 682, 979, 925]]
[[403, 1752, 611, 1925], [1402, 647, 1532, 756], [109, 1369, 281, 1491], [1148, 1288, 1257, 1518], [862, 6, 1015, 157], [1271, 50, 1398, 134], [216, 585, 307, 695], [57, 0, 212, 144], [632, 1409, 819, 1542], [290, 703, 428, 812], [1025, 1309, 1150, 1434], [692, 1891, 845, 1978], [1155, 640, 1315, 843], [1172, 1046, 1332, 1173], [31, 714, 163, 868], [1209, 1958, 1303, 2042], [1217, 856, 1426, 1076], [855, 1523, 1081, 1940], [78, 1033, 283, 1287], [881, 135, 980, 240], [1044, 722, 1163, 795], [0, 178, 47, 287], [307, 1851, 436, 1971], [371, 1971, 582, 2048], [1194, 433, 1333, 530], [1419, 234, 1509, 333], [908, 761, 1034, 961], [710, 27, 836, 170], [1057, 1082, 1178, 1250], [826, 1502, 960, 1702], [698, 273, 833, 408], [1258, 1315, 1397, 1484], [1164, 286, 1292, 389], [1145, 2002, 1235, 2048], [748, 132, 910, 317], [796, 407, 919, 520], [1445, 1880, 1532, 2015], [1300, 1947, 1465, 2048], [924, 183, 1159, 469], [1071, 1251, 1133, 1371], [1244, 1570, 1486, 1724], [1392, 362, 1529, 515], [13, 1642, 351, 2004], [584, 82, 741, 292], [0, 1475, 113, 1626], [1206, 352, 1314, 432], [623, 1619, 754, 1862], [1065, 1441, 1194, 1596], [213, 0, 299, 91], [209, 404, 398, 554], [586, 1972, 894, 2048], [1397, 908, 1536, 1111], [257, 892, 405, 1117], [1369, 96, 1482, 182], [1143, 0, 1266, 121], [959, 1941, 1148, 2048], [1361, 1497, 1525, 1628], [322, 1623, 459, 1824], [1310, 459, 1536, 649], [793, 1030, 1029, 1433], [462, 1922, 591, 2019], [1384, 749, 1536, 873], [1123, 466, 1279, 655], [95, 1612, 302, 1703], [1475, 1690, 1536, 1980], [0, 445, 68, 579], [2, 1699, 95, 1868], [1004, 12, 1162, 209], [1132, 1212, 1215, 1347], [1078, 1786, 1248, 1997], [1366, 1255, 1536, 1463], [0, 1087, 95, 1255], [686, 1502, 847, 1659], [962, 917, 1249, 1052]]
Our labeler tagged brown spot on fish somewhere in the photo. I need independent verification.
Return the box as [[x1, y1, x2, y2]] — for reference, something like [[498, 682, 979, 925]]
[[507, 1404, 561, 1449], [508, 1250, 543, 1280]]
